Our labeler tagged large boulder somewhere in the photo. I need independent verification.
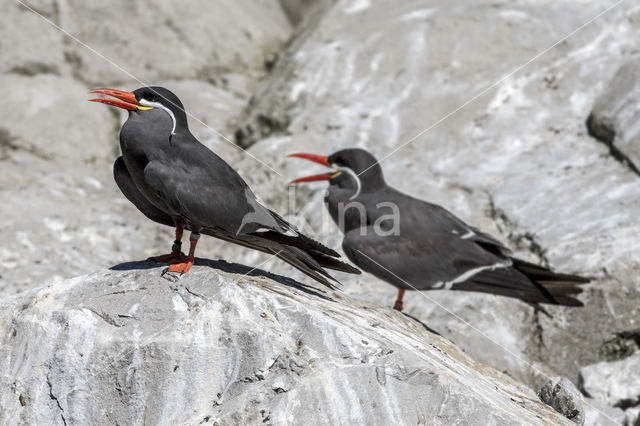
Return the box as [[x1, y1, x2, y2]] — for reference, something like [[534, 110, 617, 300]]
[[579, 351, 640, 409], [232, 0, 640, 392], [587, 58, 640, 171], [3, 0, 640, 421], [0, 263, 571, 425]]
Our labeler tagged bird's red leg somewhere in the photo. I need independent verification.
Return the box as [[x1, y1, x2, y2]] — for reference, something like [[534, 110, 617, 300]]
[[393, 289, 406, 311], [168, 233, 199, 274], [149, 225, 186, 262]]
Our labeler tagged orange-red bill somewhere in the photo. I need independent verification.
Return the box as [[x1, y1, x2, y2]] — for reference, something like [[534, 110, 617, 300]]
[[88, 88, 139, 110], [287, 153, 330, 167], [289, 173, 334, 184], [88, 97, 138, 111]]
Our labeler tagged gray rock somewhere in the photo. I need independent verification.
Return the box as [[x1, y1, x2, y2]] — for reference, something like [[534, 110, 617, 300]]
[[583, 397, 626, 426], [579, 351, 640, 408], [538, 377, 585, 425], [0, 264, 572, 425], [234, 0, 640, 389], [625, 407, 640, 426], [57, 0, 291, 86], [2, 0, 640, 412], [588, 58, 640, 171]]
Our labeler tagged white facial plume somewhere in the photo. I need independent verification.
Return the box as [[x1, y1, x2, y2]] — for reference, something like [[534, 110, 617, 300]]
[[339, 166, 362, 200], [139, 99, 177, 135]]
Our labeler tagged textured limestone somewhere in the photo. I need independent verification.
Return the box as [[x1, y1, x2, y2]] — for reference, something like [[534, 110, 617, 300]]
[[625, 407, 640, 426], [583, 397, 626, 426], [588, 58, 640, 171], [235, 0, 640, 391], [2, 0, 640, 423], [539, 377, 585, 425], [0, 265, 572, 425], [579, 351, 640, 408]]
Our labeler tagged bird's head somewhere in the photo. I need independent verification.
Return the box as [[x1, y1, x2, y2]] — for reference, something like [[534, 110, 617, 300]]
[[288, 148, 385, 199], [89, 86, 187, 136]]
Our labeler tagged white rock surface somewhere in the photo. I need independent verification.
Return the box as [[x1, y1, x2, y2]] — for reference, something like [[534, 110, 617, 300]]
[[588, 58, 640, 170], [625, 407, 640, 426], [2, 0, 640, 422], [235, 0, 640, 390], [579, 351, 640, 408], [0, 264, 571, 425], [583, 397, 626, 426]]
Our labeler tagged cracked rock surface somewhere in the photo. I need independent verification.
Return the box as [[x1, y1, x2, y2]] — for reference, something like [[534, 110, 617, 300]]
[[579, 351, 640, 410], [538, 377, 585, 425], [236, 0, 640, 404], [2, 1, 640, 424], [0, 263, 572, 425]]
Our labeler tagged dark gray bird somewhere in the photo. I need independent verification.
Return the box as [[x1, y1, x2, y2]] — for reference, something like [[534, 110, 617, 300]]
[[288, 148, 589, 310], [89, 86, 359, 288]]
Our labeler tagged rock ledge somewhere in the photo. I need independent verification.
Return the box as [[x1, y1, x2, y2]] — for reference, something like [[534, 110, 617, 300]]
[[0, 260, 570, 425]]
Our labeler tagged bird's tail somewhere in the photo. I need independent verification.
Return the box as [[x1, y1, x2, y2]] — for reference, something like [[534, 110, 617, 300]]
[[511, 257, 589, 306], [271, 245, 340, 290], [452, 257, 589, 307], [203, 228, 357, 290], [255, 229, 361, 275]]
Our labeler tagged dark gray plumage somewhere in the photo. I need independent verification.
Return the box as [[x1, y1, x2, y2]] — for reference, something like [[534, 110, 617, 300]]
[[289, 148, 589, 310], [91, 86, 359, 288]]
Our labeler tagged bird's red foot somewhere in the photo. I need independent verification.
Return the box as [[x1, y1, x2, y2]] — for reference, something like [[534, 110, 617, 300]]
[[167, 258, 194, 274], [148, 251, 185, 263], [393, 300, 404, 311]]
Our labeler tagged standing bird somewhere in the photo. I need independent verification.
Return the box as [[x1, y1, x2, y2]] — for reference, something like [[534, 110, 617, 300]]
[[288, 148, 588, 310], [88, 87, 359, 288]]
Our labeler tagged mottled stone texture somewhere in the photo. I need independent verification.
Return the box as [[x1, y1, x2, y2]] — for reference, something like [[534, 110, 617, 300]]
[[2, 0, 640, 423], [0, 264, 571, 425], [539, 377, 585, 425]]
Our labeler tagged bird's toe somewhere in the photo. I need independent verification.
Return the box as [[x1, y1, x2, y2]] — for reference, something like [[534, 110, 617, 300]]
[[167, 259, 194, 274], [148, 251, 186, 263]]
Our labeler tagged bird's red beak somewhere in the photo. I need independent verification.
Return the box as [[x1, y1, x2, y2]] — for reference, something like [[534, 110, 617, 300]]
[[88, 88, 148, 111], [287, 153, 337, 184]]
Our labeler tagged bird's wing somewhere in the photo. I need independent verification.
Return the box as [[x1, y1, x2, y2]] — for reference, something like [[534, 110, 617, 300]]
[[342, 226, 509, 291], [346, 196, 586, 306], [346, 193, 518, 285], [408, 199, 512, 256], [143, 154, 346, 260], [143, 154, 357, 287], [143, 156, 282, 234], [113, 156, 175, 227]]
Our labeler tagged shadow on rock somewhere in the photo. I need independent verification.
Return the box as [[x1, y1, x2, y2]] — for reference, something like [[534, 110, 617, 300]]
[[402, 311, 442, 337], [110, 257, 336, 302]]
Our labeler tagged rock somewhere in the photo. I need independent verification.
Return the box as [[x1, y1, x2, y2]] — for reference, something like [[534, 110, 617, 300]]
[[2, 0, 640, 416], [583, 397, 626, 426], [579, 351, 640, 408], [1, 2, 67, 77], [57, 0, 291, 87], [0, 264, 572, 425], [233, 0, 640, 389], [538, 377, 585, 425], [625, 407, 640, 426], [587, 58, 640, 171]]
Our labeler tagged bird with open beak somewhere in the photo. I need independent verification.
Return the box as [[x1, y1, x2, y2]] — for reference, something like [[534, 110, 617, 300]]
[[288, 148, 588, 311], [88, 86, 359, 286]]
